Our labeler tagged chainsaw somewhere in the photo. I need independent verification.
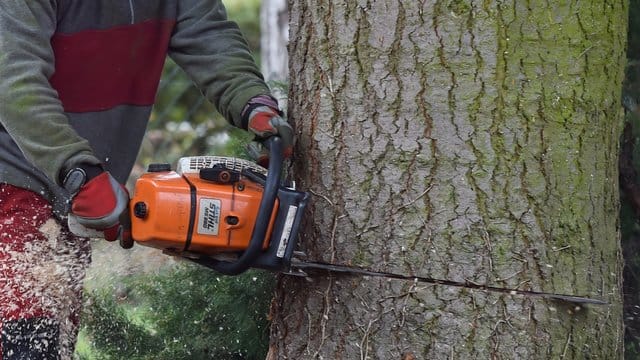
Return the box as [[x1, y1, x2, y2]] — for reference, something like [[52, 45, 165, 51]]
[[69, 137, 607, 305]]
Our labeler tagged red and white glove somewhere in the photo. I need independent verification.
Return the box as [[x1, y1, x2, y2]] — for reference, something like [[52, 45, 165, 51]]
[[69, 171, 130, 243], [242, 95, 293, 165]]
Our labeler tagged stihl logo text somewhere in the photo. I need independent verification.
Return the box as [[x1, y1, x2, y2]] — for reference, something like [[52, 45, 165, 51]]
[[197, 198, 221, 236]]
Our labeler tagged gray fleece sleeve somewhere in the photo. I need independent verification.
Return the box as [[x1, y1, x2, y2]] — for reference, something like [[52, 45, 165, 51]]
[[169, 0, 272, 128], [0, 0, 101, 185]]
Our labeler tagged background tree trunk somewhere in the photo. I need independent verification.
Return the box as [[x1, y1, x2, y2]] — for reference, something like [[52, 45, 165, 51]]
[[260, 0, 289, 82], [270, 1, 627, 359], [260, 0, 288, 109]]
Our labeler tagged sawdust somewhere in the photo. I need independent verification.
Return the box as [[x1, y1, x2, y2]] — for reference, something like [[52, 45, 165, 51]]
[[85, 240, 179, 291], [0, 217, 90, 359], [39, 218, 61, 246]]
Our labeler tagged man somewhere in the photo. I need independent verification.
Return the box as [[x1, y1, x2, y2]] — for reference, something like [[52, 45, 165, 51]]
[[0, 1, 293, 358]]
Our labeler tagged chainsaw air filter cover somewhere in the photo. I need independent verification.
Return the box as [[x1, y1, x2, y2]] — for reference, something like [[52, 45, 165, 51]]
[[130, 156, 277, 255]]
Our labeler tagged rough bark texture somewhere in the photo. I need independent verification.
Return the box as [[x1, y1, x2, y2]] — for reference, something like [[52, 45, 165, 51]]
[[270, 1, 627, 359]]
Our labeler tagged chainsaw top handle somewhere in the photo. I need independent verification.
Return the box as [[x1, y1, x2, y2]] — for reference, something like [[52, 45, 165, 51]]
[[204, 136, 283, 275]]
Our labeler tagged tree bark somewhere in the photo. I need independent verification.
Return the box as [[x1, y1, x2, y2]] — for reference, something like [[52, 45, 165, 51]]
[[270, 1, 627, 359]]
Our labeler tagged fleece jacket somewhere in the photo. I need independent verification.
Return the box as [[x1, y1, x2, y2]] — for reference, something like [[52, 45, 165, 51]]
[[0, 0, 271, 217]]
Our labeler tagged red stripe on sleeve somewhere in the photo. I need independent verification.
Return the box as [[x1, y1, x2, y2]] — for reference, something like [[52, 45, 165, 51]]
[[50, 19, 175, 113]]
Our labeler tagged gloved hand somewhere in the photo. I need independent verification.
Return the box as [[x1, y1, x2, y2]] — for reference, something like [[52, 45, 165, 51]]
[[242, 95, 293, 166], [68, 171, 131, 245]]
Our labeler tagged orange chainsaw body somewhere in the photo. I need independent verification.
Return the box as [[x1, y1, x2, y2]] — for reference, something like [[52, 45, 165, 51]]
[[130, 170, 276, 255], [126, 142, 309, 276]]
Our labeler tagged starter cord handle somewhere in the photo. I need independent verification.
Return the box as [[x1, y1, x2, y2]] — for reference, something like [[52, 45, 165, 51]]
[[205, 136, 283, 275]]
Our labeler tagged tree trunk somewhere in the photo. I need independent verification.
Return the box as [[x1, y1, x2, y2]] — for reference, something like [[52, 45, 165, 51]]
[[270, 1, 627, 359]]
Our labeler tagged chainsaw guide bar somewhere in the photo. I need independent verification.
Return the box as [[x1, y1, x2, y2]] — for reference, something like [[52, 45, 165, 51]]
[[288, 259, 608, 306], [125, 137, 607, 307]]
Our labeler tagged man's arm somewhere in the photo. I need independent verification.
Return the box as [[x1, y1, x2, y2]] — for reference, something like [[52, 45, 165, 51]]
[[168, 0, 272, 128], [0, 0, 101, 185]]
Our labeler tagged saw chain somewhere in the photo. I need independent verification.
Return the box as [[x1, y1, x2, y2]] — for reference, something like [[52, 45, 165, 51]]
[[286, 257, 608, 305], [139, 137, 607, 307], [180, 251, 607, 305]]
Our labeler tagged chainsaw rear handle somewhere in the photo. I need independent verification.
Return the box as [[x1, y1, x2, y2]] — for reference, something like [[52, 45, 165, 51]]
[[200, 136, 283, 275]]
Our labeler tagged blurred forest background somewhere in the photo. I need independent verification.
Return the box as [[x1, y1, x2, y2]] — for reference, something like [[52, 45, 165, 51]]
[[75, 0, 640, 358]]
